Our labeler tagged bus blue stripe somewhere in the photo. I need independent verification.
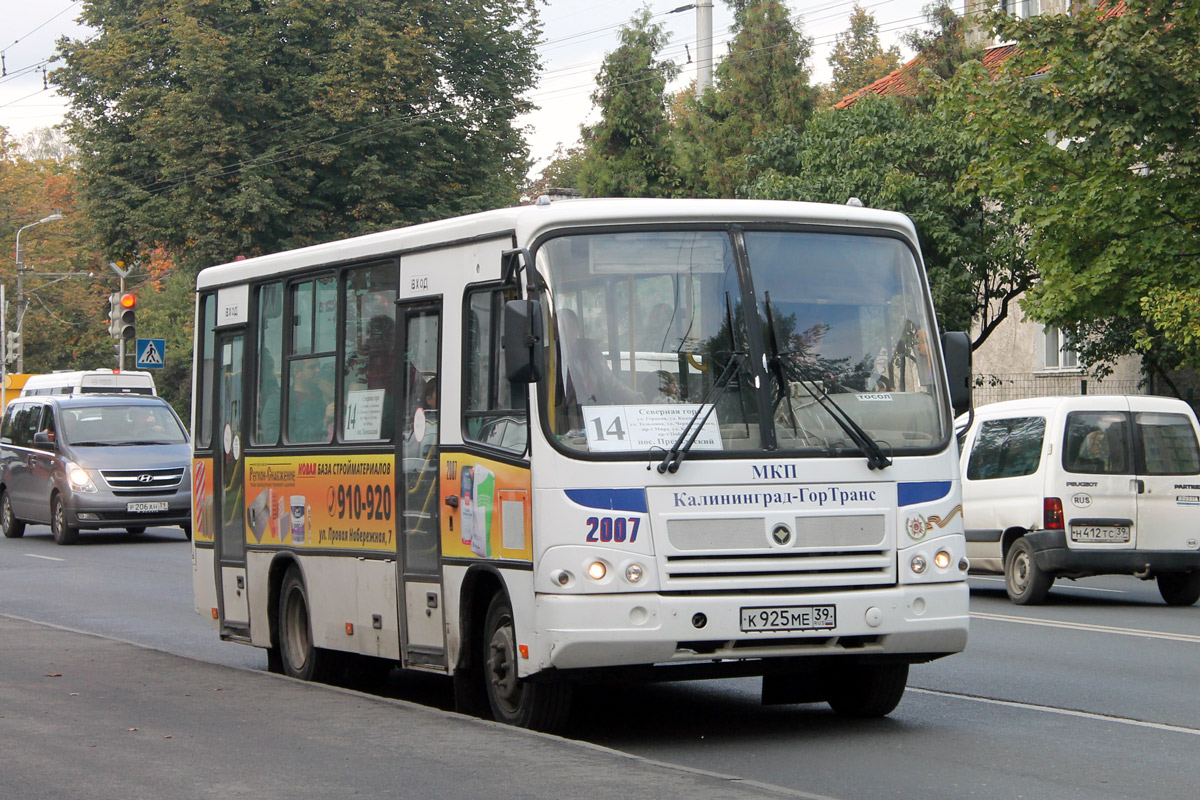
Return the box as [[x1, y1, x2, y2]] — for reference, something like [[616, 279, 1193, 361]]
[[898, 481, 952, 507], [564, 489, 649, 514]]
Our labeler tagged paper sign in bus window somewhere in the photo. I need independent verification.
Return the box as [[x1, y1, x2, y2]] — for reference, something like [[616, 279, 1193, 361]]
[[582, 404, 723, 452]]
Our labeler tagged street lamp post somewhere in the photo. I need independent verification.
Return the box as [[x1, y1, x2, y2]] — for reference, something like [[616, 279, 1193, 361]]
[[13, 213, 64, 373]]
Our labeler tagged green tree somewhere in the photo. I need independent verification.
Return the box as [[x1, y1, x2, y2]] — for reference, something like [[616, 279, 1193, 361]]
[[524, 143, 586, 201], [2, 127, 112, 375], [53, 0, 542, 273], [827, 5, 902, 100], [943, 0, 1200, 380], [743, 94, 1036, 344], [903, 1, 979, 85], [575, 8, 680, 198], [674, 0, 817, 197]]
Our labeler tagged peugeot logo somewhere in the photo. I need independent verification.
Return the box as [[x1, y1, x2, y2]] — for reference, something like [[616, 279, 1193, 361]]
[[137, 474, 155, 483], [771, 523, 792, 547]]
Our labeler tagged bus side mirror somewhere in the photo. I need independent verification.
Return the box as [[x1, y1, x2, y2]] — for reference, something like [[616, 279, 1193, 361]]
[[942, 331, 971, 418], [503, 299, 545, 383]]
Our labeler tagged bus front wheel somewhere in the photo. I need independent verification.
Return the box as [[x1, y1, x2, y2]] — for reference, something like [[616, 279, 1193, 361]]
[[482, 594, 571, 732], [827, 662, 908, 718], [278, 566, 334, 682]]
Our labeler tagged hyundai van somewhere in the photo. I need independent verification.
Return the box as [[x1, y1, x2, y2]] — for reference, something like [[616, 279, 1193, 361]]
[[0, 395, 191, 544], [960, 396, 1200, 605]]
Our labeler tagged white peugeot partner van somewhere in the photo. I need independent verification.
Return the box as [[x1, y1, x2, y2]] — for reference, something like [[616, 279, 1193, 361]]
[[960, 396, 1200, 605]]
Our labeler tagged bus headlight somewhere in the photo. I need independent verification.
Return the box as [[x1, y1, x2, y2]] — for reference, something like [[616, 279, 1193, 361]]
[[934, 550, 952, 570], [587, 561, 607, 581], [624, 563, 644, 584], [910, 554, 928, 575], [66, 462, 97, 493]]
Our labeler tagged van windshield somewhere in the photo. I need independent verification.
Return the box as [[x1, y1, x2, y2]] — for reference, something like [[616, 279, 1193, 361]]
[[61, 405, 187, 446]]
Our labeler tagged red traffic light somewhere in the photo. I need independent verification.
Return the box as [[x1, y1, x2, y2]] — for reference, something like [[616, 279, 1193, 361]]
[[119, 293, 136, 309]]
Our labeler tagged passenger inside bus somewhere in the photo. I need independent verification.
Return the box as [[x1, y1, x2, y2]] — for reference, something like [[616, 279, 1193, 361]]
[[288, 359, 332, 442], [557, 308, 642, 412]]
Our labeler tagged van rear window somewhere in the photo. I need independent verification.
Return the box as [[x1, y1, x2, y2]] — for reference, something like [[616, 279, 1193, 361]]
[[1135, 412, 1200, 475], [1063, 411, 1130, 474], [967, 417, 1046, 480]]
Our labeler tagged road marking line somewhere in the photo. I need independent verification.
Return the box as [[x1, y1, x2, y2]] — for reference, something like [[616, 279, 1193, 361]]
[[973, 575, 1124, 593], [971, 610, 1200, 643], [911, 687, 1200, 737], [24, 553, 66, 562]]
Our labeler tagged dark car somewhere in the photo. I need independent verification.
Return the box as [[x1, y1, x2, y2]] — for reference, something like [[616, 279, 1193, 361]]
[[0, 394, 191, 544]]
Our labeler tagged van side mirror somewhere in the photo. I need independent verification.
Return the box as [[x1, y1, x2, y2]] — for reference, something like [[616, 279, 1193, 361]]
[[942, 331, 971, 418], [33, 431, 56, 451], [503, 299, 545, 383]]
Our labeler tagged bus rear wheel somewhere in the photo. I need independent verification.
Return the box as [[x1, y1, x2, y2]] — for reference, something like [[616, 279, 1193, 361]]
[[827, 662, 908, 718], [482, 594, 571, 732], [278, 566, 334, 682]]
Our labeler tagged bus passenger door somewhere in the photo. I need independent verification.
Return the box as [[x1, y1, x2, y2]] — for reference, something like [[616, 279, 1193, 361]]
[[213, 330, 249, 633], [397, 301, 445, 668]]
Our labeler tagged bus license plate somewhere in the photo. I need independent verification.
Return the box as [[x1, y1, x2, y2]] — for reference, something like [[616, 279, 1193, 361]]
[[740, 605, 836, 633], [127, 501, 169, 513], [1071, 526, 1130, 543]]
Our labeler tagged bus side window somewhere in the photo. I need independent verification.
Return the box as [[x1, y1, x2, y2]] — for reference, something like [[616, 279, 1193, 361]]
[[254, 282, 284, 445], [342, 261, 398, 442], [463, 286, 527, 454]]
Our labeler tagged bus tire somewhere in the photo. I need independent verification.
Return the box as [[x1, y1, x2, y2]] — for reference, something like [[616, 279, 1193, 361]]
[[1005, 536, 1052, 605], [827, 662, 908, 718], [278, 566, 334, 682], [51, 494, 78, 545], [1156, 572, 1200, 606], [1, 490, 25, 538], [482, 594, 571, 732]]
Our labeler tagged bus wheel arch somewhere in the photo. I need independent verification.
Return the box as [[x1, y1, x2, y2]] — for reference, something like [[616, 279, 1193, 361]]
[[265, 555, 299, 674], [481, 592, 572, 732], [277, 563, 334, 681], [453, 566, 506, 718]]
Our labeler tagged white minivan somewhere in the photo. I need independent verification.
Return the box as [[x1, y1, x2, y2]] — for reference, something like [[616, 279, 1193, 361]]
[[960, 395, 1200, 605]]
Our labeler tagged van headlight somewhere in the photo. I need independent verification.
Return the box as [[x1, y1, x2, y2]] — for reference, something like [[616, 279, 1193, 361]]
[[65, 462, 97, 493]]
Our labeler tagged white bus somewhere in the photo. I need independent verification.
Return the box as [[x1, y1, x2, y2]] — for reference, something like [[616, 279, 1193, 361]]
[[21, 369, 157, 397], [191, 198, 973, 731]]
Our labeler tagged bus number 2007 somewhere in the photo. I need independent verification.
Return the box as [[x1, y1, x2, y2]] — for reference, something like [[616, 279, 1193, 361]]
[[584, 517, 640, 543]]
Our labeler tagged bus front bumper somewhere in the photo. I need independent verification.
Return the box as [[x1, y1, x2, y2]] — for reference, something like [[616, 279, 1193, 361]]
[[532, 581, 968, 672]]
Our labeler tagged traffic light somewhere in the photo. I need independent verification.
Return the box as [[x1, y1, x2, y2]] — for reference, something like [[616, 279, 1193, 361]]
[[116, 293, 136, 341], [3, 331, 18, 365], [107, 292, 122, 339]]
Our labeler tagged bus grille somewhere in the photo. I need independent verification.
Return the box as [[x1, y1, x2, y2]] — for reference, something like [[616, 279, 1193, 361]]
[[662, 514, 893, 590]]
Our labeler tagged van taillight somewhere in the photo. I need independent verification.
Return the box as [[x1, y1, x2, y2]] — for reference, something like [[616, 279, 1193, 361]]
[[1044, 497, 1065, 530]]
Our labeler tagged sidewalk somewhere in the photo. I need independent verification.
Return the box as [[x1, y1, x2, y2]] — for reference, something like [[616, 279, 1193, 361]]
[[0, 615, 810, 800]]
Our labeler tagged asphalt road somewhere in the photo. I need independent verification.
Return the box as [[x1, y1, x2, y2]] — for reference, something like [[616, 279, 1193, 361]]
[[2, 525, 1198, 799]]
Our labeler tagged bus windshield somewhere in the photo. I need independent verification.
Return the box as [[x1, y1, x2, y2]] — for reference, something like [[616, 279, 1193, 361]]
[[537, 228, 947, 459]]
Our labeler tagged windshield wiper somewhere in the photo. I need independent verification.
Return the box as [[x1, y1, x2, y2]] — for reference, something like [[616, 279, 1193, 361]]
[[657, 292, 745, 475], [657, 352, 745, 474], [764, 293, 892, 471]]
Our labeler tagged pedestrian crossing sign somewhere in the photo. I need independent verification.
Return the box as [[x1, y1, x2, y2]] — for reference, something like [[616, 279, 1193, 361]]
[[135, 338, 166, 369]]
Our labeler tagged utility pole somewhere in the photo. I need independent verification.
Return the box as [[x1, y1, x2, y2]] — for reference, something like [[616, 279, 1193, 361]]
[[13, 213, 63, 373], [696, 0, 713, 95], [668, 3, 714, 96]]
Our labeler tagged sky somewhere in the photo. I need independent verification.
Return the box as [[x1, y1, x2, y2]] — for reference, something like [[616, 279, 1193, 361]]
[[0, 0, 938, 171]]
